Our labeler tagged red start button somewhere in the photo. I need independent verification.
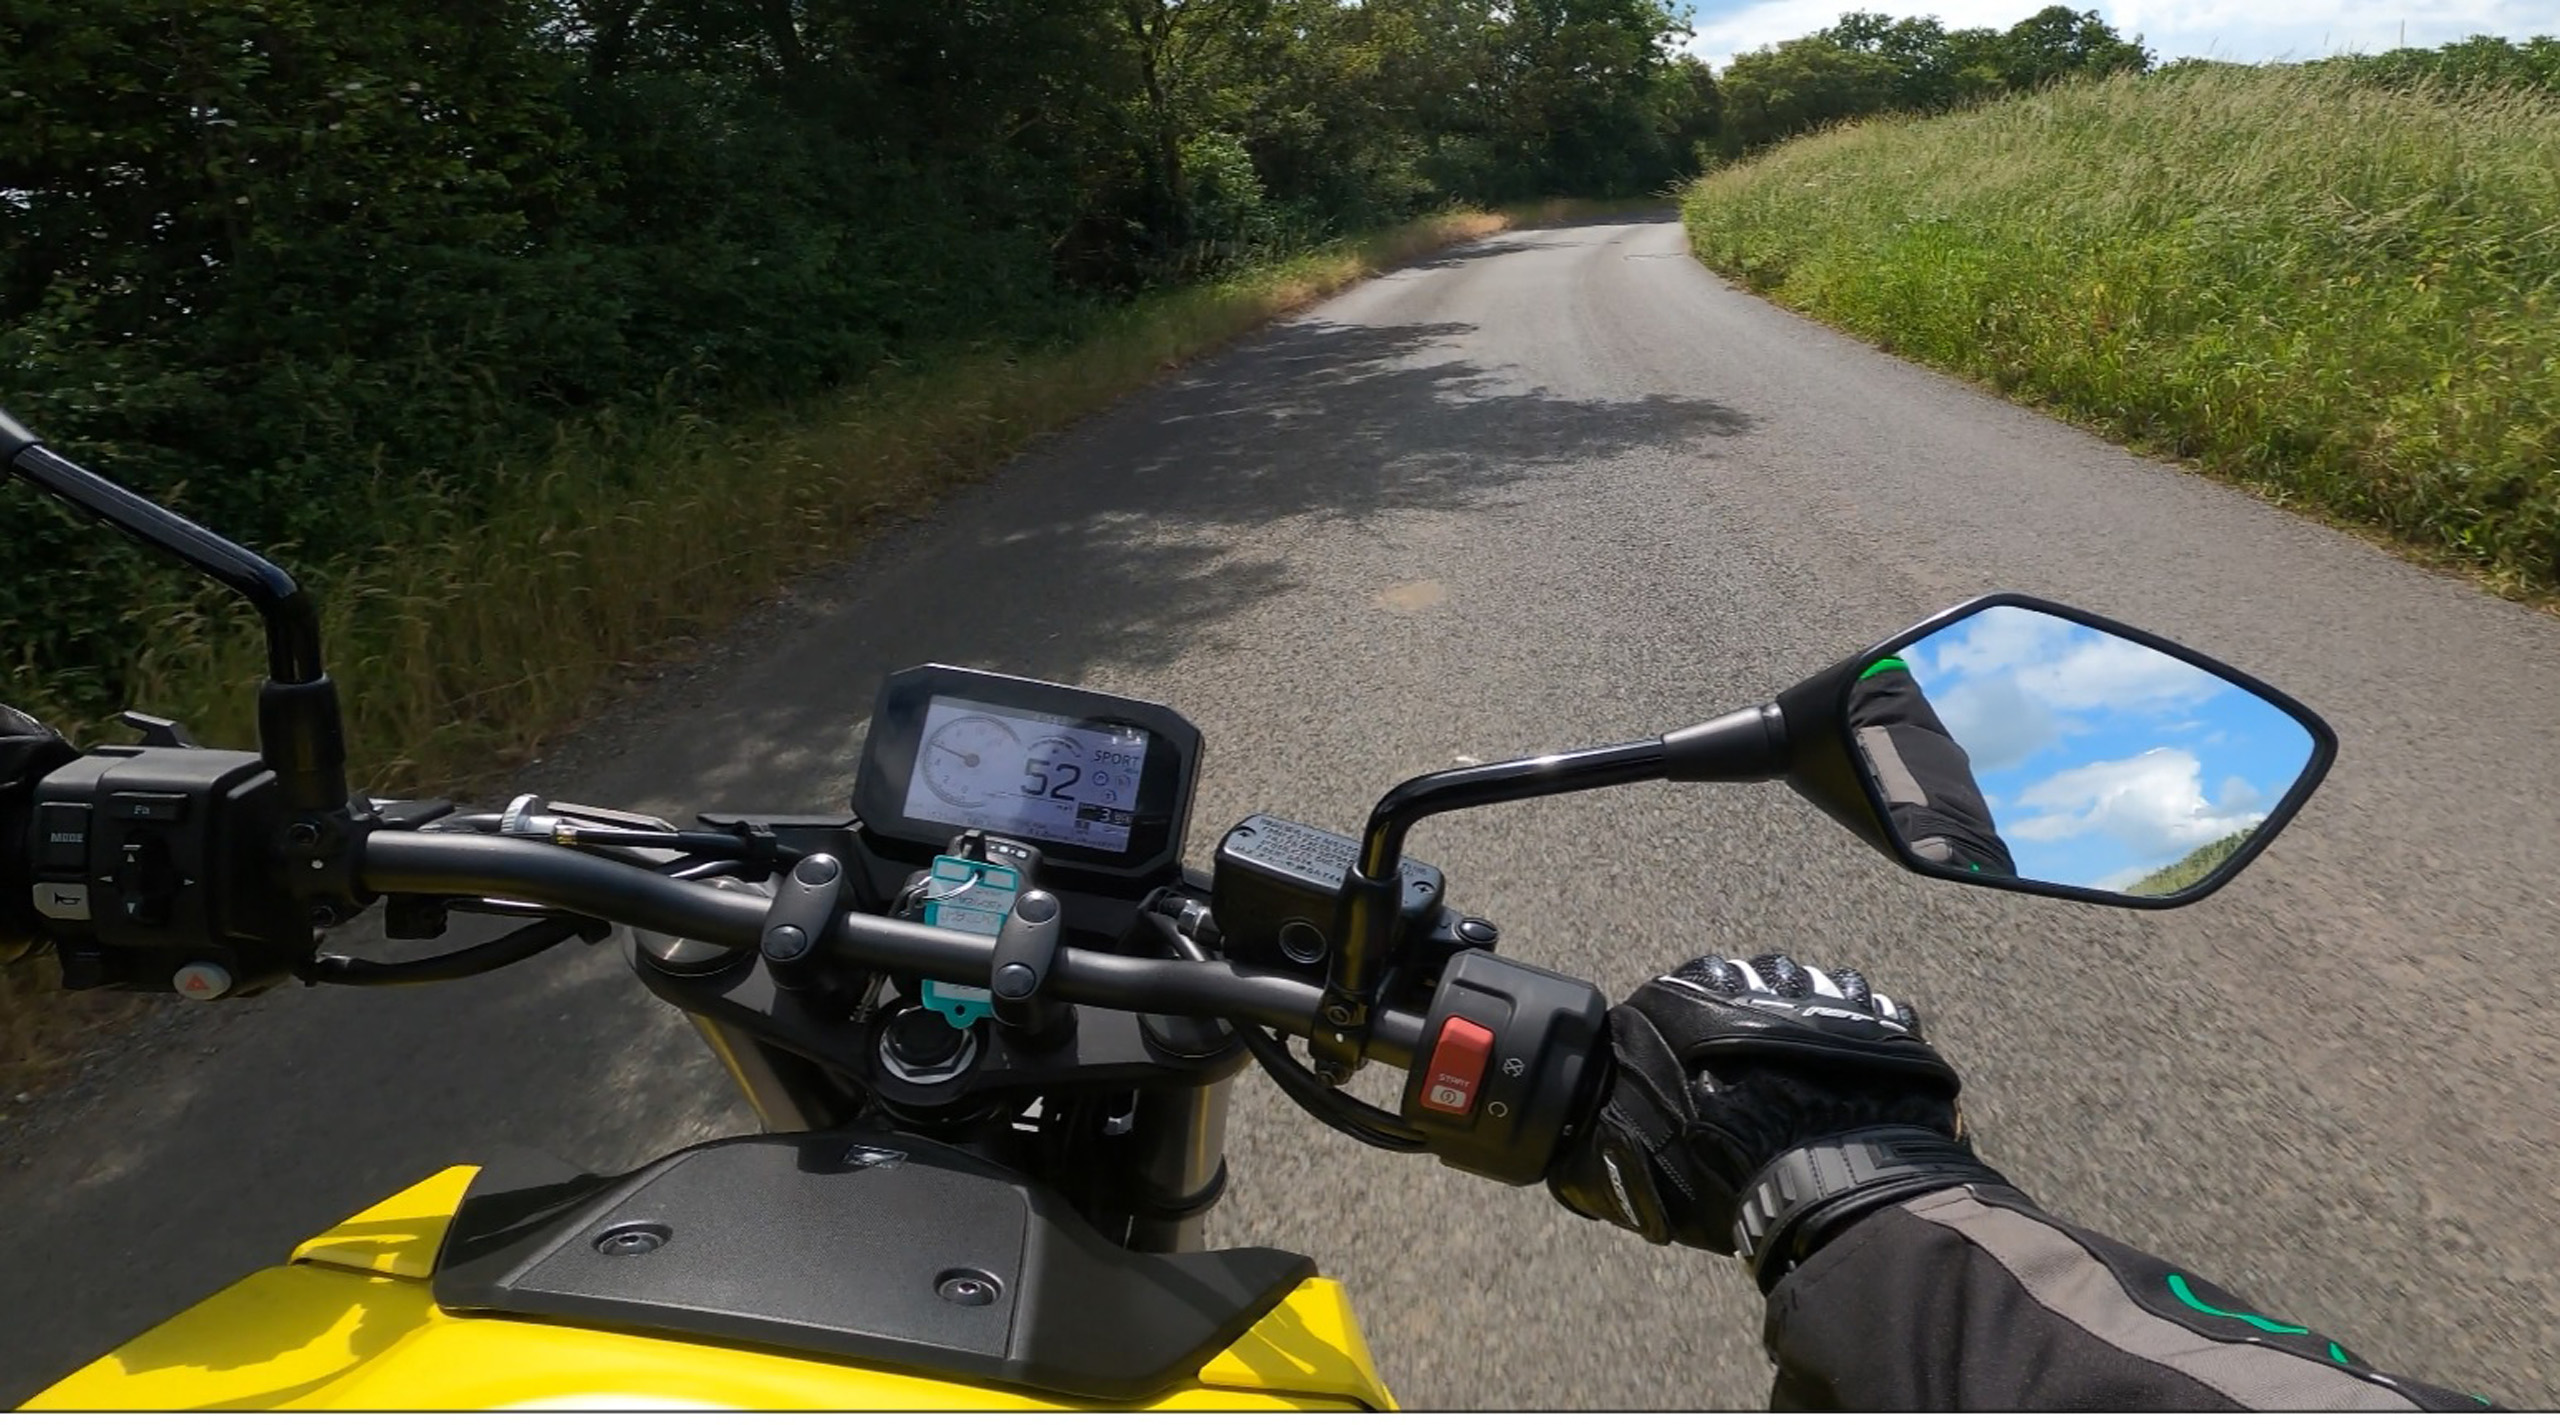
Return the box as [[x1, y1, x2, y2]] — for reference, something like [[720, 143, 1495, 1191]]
[[1419, 1016, 1495, 1115]]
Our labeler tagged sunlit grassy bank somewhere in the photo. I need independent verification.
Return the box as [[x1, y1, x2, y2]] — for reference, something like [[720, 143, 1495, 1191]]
[[1681, 65, 2560, 595]]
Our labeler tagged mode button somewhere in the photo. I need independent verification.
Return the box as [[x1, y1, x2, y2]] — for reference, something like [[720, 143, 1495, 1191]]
[[34, 803, 88, 874]]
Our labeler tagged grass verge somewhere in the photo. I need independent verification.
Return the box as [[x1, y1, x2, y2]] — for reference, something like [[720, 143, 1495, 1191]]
[[1679, 65, 2560, 599], [0, 198, 1643, 1102]]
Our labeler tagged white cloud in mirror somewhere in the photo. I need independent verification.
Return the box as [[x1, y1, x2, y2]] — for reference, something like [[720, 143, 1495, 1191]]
[[2006, 747, 2266, 858], [1933, 672, 2058, 772]]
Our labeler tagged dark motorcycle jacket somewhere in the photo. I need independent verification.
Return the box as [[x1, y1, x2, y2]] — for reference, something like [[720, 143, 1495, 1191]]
[[1764, 1182, 2495, 1410], [1846, 660, 2017, 879]]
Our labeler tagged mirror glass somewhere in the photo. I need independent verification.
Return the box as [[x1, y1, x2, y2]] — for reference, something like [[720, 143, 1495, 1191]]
[[1848, 605, 2318, 899]]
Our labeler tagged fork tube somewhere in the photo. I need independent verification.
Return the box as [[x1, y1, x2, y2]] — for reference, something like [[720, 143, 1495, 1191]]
[[1120, 1080, 1234, 1252], [684, 1012, 846, 1132]]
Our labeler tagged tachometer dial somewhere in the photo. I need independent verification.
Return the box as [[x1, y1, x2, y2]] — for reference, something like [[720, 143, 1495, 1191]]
[[920, 715, 1022, 809]]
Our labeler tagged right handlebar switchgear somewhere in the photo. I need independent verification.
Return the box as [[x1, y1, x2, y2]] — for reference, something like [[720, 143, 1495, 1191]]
[[1398, 950, 1609, 1185]]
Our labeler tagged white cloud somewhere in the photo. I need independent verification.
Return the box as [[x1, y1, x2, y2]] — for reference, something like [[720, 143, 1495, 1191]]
[[2005, 746, 2266, 857], [2027, 634, 2220, 712], [1919, 604, 2073, 679], [1915, 606, 2224, 717], [1679, 0, 2553, 70], [1934, 671, 2060, 770]]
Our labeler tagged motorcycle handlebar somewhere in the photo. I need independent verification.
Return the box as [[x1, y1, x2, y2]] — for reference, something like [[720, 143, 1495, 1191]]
[[359, 831, 1424, 1069]]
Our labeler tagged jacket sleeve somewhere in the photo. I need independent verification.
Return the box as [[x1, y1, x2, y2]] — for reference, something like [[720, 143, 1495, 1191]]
[[1762, 1184, 2495, 1411], [1843, 666, 2018, 879]]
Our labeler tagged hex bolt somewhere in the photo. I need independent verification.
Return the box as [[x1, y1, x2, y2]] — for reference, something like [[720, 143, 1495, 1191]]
[[935, 1268, 1003, 1306], [593, 1223, 671, 1256]]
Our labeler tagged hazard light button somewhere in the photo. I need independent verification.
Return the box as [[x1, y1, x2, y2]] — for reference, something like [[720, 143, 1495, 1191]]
[[1419, 1016, 1495, 1115]]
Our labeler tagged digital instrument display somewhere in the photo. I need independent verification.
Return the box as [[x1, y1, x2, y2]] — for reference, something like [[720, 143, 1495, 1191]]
[[856, 664, 1201, 884], [899, 696, 1153, 854]]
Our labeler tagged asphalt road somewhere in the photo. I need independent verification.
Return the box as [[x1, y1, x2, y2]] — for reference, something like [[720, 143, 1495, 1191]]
[[7, 216, 2559, 1408]]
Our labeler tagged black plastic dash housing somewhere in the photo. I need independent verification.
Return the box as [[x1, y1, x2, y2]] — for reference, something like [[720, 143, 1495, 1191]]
[[431, 1130, 1313, 1402]]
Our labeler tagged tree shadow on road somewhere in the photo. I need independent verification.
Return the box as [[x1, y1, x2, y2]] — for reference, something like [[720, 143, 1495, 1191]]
[[0, 315, 1756, 1408], [579, 316, 1758, 815]]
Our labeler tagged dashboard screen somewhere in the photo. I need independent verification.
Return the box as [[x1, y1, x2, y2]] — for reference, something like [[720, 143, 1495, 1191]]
[[899, 695, 1152, 853]]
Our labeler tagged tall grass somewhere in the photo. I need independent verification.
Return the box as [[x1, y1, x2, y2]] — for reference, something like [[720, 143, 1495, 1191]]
[[27, 208, 1567, 779], [1680, 65, 2560, 595], [1, 202, 1633, 1097]]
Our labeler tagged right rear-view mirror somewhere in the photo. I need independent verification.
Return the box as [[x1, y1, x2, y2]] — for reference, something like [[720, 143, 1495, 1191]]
[[1777, 595, 2337, 908]]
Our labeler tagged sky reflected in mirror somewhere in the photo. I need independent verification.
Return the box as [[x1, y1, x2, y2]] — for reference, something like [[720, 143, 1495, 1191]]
[[1895, 607, 2315, 892]]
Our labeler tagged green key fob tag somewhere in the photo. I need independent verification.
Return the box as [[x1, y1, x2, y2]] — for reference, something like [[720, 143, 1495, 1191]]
[[921, 855, 1020, 1028]]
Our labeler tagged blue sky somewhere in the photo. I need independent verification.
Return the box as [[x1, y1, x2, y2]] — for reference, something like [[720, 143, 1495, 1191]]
[[1896, 606, 2316, 892], [1678, 0, 2553, 70]]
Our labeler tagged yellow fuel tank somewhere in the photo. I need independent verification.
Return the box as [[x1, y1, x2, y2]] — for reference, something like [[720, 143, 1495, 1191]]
[[26, 1166, 1395, 1411]]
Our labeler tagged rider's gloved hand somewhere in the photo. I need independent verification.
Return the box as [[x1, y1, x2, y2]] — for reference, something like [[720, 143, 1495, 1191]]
[[1546, 952, 2009, 1289], [0, 704, 79, 965]]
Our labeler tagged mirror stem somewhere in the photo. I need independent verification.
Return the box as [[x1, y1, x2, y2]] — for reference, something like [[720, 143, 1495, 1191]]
[[7, 438, 324, 683], [6, 425, 348, 815], [1307, 739, 1669, 1077], [1354, 739, 1671, 882], [1661, 703, 1789, 783]]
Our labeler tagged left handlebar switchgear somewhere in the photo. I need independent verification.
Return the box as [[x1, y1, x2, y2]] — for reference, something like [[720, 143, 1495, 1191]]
[[24, 746, 312, 996]]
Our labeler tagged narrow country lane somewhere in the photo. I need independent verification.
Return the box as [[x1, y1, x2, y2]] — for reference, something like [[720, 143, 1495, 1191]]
[[6, 217, 2557, 1408]]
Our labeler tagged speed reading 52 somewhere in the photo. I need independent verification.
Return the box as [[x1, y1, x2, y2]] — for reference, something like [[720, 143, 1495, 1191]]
[[1019, 758, 1084, 799], [900, 695, 1156, 855]]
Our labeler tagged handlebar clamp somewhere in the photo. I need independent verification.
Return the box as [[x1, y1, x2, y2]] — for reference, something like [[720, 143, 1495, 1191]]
[[760, 854, 847, 992]]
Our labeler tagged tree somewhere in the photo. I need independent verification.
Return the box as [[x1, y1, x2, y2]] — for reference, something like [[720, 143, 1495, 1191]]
[[1718, 35, 1900, 151], [1994, 5, 2151, 89], [1115, 0, 1277, 249], [1817, 11, 2004, 110], [2316, 34, 2560, 95], [1652, 54, 1723, 172], [1712, 5, 2157, 157], [1470, 0, 1692, 198]]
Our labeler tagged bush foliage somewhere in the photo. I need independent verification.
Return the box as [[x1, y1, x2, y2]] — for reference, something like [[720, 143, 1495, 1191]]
[[0, 0, 1718, 725], [2125, 827, 2257, 898], [1715, 6, 2151, 154]]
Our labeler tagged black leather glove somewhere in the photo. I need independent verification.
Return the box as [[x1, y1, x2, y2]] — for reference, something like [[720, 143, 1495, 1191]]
[[0, 704, 79, 965], [1547, 952, 2008, 1289]]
